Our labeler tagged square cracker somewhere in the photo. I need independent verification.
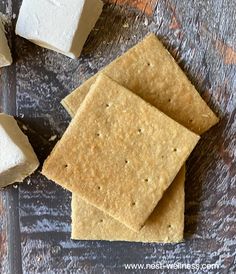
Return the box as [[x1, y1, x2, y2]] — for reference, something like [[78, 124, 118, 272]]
[[62, 33, 219, 135], [42, 74, 200, 231], [71, 167, 185, 243], [42, 74, 199, 230], [65, 34, 218, 240]]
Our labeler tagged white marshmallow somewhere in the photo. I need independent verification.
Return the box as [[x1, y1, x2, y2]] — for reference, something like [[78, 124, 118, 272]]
[[15, 0, 103, 58], [0, 114, 39, 188]]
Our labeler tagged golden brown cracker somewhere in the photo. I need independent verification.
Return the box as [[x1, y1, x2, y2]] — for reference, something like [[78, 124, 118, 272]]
[[71, 167, 185, 243], [62, 33, 218, 135], [42, 74, 199, 231]]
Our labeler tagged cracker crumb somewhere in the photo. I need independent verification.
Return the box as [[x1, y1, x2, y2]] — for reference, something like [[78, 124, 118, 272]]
[[144, 17, 149, 26], [49, 135, 57, 141], [22, 125, 28, 131], [0, 13, 9, 25]]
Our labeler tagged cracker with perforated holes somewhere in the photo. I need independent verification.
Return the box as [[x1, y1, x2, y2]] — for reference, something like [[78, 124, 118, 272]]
[[71, 167, 185, 243], [42, 74, 200, 231], [61, 33, 219, 135]]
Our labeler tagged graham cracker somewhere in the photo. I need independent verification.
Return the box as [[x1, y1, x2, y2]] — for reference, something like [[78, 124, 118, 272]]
[[61, 33, 219, 135], [68, 34, 218, 241], [71, 167, 185, 243], [42, 74, 200, 231]]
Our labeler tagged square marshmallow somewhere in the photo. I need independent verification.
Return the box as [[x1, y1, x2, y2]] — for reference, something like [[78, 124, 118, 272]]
[[0, 19, 12, 67], [0, 114, 39, 188], [15, 0, 104, 58]]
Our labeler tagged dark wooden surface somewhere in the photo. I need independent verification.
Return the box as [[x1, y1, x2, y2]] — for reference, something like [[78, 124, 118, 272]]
[[0, 0, 236, 273]]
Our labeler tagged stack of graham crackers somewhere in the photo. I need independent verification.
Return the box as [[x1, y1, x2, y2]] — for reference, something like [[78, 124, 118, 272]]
[[42, 34, 219, 243]]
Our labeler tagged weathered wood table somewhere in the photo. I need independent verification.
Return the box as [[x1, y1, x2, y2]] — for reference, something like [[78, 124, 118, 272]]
[[0, 0, 235, 273]]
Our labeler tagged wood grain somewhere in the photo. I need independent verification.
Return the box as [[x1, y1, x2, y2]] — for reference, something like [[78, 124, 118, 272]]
[[0, 0, 235, 273], [106, 0, 158, 16], [0, 193, 8, 273]]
